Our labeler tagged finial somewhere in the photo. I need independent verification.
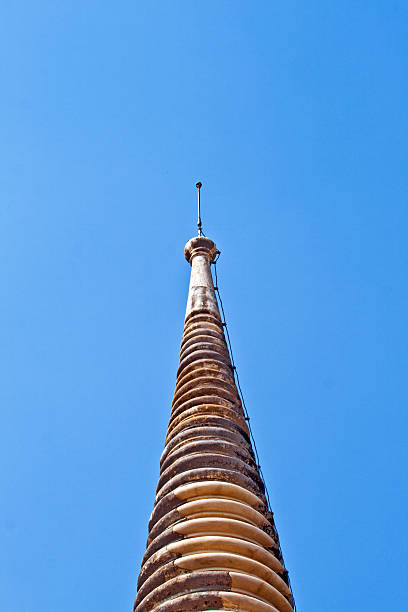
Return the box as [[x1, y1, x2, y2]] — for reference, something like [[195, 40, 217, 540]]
[[195, 181, 202, 236]]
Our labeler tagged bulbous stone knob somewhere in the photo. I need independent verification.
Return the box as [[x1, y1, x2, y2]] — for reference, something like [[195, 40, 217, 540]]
[[184, 236, 218, 264]]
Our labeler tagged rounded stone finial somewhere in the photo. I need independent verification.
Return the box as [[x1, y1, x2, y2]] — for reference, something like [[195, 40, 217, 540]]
[[184, 236, 217, 264]]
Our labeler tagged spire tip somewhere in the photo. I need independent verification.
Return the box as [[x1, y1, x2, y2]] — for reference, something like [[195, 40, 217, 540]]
[[196, 181, 203, 236]]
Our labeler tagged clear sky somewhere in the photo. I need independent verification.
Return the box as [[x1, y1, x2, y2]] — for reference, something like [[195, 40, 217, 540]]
[[1, 2, 407, 610]]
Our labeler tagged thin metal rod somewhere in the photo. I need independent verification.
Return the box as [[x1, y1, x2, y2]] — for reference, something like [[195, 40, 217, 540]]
[[196, 181, 202, 236]]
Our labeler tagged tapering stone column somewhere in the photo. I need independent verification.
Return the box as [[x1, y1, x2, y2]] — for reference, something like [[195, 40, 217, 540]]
[[184, 236, 219, 319], [134, 236, 294, 612]]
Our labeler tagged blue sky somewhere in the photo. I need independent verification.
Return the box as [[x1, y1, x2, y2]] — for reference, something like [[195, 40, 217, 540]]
[[1, 2, 407, 610]]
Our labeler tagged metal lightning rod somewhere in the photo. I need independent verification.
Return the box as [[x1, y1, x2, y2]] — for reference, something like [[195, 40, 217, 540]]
[[196, 181, 202, 236]]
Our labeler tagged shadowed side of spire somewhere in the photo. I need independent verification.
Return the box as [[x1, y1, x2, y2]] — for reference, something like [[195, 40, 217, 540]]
[[134, 236, 294, 612]]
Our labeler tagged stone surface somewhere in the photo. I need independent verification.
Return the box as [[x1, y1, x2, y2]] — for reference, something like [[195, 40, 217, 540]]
[[134, 236, 293, 612]]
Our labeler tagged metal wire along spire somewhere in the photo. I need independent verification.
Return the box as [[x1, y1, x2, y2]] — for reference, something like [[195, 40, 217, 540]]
[[211, 252, 297, 611]]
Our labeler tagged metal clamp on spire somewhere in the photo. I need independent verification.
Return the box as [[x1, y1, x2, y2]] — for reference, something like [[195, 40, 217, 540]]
[[195, 181, 202, 236]]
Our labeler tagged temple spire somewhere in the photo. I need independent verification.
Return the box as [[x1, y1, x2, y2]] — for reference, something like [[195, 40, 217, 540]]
[[134, 200, 294, 611]]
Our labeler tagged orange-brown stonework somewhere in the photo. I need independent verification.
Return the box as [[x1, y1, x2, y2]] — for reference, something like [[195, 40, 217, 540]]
[[134, 236, 294, 612]]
